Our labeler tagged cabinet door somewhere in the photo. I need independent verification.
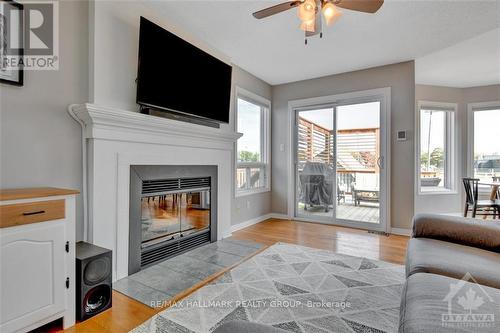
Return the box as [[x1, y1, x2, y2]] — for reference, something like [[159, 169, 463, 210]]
[[1, 221, 66, 332]]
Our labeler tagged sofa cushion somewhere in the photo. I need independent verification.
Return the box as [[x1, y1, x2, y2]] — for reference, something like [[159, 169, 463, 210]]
[[412, 214, 500, 252], [406, 238, 500, 289], [400, 273, 500, 333], [213, 321, 287, 333]]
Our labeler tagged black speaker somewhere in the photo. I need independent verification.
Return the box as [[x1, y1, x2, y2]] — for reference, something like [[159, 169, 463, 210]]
[[76, 242, 112, 321]]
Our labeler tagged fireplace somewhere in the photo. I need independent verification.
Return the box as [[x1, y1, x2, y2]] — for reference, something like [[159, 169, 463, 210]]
[[129, 165, 217, 274], [71, 103, 240, 280]]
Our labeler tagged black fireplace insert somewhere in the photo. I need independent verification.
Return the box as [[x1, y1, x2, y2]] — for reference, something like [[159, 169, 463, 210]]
[[129, 165, 217, 274]]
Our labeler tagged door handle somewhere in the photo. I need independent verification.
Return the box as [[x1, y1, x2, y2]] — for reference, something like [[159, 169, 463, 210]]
[[377, 156, 384, 169], [22, 210, 45, 216]]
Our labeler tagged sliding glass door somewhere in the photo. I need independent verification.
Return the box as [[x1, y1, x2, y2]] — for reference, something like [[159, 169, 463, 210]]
[[294, 96, 388, 232], [295, 107, 335, 221], [335, 102, 381, 226]]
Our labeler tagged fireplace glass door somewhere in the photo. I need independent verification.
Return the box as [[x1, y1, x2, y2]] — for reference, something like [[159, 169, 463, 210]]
[[179, 191, 210, 237], [141, 190, 210, 248]]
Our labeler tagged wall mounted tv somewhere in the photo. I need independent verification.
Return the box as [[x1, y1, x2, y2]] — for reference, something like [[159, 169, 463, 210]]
[[136, 17, 232, 124]]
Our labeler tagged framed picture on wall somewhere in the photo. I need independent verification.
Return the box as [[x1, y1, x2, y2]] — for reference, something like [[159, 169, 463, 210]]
[[0, 0, 24, 86]]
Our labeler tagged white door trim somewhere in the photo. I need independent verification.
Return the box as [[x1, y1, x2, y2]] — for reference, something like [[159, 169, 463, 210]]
[[287, 87, 391, 232]]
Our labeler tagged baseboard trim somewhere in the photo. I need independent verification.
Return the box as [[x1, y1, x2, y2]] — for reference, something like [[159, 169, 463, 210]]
[[230, 214, 273, 233], [267, 213, 289, 220], [226, 213, 290, 237], [390, 228, 412, 236]]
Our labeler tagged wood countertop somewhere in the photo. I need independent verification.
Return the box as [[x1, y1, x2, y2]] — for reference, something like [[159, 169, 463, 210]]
[[0, 187, 79, 201]]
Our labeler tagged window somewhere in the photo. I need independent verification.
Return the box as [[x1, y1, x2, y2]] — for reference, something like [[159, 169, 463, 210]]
[[235, 88, 270, 195], [468, 104, 500, 182], [417, 102, 456, 193]]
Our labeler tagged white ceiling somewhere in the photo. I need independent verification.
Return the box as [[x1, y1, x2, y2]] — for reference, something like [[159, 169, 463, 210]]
[[415, 28, 500, 88], [148, 0, 500, 87]]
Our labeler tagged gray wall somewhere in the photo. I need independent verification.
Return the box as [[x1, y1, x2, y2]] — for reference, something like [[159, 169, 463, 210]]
[[462, 85, 500, 104], [415, 84, 500, 214], [0, 0, 89, 240], [272, 61, 416, 229]]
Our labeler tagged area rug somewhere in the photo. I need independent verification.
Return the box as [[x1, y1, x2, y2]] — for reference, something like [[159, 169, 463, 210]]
[[131, 242, 405, 333]]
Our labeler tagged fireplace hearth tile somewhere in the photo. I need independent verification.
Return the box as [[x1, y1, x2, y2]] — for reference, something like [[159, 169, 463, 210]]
[[157, 255, 224, 280], [186, 246, 220, 261], [129, 265, 202, 296], [115, 239, 263, 307], [222, 239, 265, 250], [113, 277, 173, 307], [186, 240, 262, 260], [204, 251, 243, 267], [210, 241, 262, 257]]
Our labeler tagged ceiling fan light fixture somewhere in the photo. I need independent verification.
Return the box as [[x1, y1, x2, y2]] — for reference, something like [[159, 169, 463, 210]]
[[297, 0, 316, 22], [299, 18, 316, 32], [322, 1, 342, 26]]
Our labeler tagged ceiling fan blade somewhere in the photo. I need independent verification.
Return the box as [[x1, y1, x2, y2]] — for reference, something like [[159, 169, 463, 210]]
[[253, 1, 302, 19], [335, 0, 384, 13]]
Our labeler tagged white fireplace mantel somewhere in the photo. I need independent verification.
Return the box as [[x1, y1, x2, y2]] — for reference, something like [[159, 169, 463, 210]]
[[69, 103, 241, 281], [70, 103, 241, 146]]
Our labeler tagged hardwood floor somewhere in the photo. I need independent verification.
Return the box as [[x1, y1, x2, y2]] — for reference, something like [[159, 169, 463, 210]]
[[63, 218, 408, 333], [231, 218, 408, 265]]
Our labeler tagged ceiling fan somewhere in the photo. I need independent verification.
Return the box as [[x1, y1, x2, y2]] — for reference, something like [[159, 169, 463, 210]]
[[253, 0, 384, 43]]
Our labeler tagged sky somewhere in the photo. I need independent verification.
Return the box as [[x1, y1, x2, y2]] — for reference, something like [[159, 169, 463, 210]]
[[299, 102, 380, 130], [474, 109, 500, 157], [420, 109, 445, 156], [420, 108, 500, 160], [237, 99, 261, 155]]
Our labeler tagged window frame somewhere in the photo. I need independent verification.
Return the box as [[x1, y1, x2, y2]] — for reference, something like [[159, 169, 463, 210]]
[[467, 101, 500, 187], [234, 87, 271, 197], [416, 101, 458, 195]]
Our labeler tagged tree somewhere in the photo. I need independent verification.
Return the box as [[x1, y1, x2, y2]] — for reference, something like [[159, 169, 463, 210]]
[[421, 153, 429, 169], [430, 148, 444, 168], [239, 151, 260, 162]]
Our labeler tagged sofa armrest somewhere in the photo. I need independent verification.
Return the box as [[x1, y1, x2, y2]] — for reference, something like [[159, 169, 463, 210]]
[[412, 214, 500, 252]]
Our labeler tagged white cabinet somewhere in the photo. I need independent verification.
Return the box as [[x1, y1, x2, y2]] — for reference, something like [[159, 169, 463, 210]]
[[0, 188, 78, 332]]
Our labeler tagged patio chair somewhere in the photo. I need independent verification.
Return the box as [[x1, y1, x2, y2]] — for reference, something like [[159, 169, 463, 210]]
[[493, 176, 500, 199], [337, 184, 345, 204], [462, 178, 500, 218]]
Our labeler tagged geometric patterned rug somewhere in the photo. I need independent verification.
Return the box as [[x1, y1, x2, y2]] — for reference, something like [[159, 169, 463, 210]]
[[131, 242, 405, 333]]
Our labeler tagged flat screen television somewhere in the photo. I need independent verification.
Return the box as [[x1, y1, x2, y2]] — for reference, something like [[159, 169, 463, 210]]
[[136, 17, 232, 123]]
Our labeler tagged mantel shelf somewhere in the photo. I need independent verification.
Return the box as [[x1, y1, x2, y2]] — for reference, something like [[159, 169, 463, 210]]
[[69, 103, 242, 143]]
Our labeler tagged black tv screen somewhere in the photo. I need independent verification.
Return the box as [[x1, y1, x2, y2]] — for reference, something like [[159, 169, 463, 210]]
[[136, 17, 232, 123]]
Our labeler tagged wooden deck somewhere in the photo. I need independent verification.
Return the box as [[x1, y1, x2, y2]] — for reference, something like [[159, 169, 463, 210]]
[[298, 198, 379, 224]]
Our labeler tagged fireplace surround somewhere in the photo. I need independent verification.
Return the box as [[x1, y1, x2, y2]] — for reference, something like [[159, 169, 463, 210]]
[[69, 103, 241, 281], [129, 165, 218, 274]]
